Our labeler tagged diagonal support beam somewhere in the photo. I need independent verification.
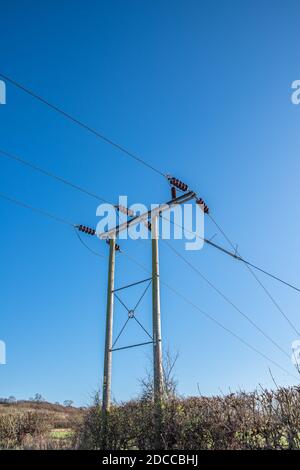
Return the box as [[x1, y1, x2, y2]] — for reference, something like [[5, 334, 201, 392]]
[[133, 316, 153, 340], [110, 341, 154, 352], [114, 292, 130, 313], [112, 277, 152, 293], [133, 280, 152, 311], [112, 318, 130, 349]]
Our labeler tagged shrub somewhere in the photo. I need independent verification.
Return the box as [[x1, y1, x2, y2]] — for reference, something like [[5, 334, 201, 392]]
[[75, 386, 300, 450], [0, 411, 49, 449]]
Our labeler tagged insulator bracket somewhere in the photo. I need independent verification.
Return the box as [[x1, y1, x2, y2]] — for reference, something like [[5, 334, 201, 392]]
[[167, 175, 189, 192], [105, 238, 121, 252], [196, 198, 209, 214], [78, 224, 96, 235]]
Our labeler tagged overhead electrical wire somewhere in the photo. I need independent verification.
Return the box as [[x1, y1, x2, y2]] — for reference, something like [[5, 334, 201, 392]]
[[0, 192, 104, 258], [121, 251, 298, 380], [74, 227, 104, 258], [208, 214, 300, 337], [0, 73, 165, 177], [1, 73, 299, 298], [0, 148, 110, 204], [163, 240, 289, 359], [2, 73, 299, 342], [237, 259, 300, 293], [1, 147, 299, 295], [166, 216, 300, 336], [162, 282, 298, 380], [166, 216, 300, 294], [0, 190, 297, 379], [0, 192, 74, 227]]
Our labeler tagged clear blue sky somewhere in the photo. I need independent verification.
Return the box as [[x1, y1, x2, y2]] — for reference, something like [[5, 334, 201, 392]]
[[0, 0, 300, 406]]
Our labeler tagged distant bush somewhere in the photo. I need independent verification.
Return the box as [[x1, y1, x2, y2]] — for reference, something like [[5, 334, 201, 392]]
[[63, 400, 74, 408], [75, 386, 300, 450], [32, 393, 45, 403]]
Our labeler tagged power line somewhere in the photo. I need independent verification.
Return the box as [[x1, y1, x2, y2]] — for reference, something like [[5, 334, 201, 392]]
[[2, 186, 297, 351], [1, 71, 297, 381], [239, 259, 300, 293], [166, 216, 300, 294], [2, 74, 300, 298], [163, 240, 290, 359], [0, 149, 110, 204], [0, 73, 165, 177], [208, 214, 300, 337], [0, 192, 74, 227], [163, 282, 297, 379], [2, 146, 299, 295], [0, 191, 106, 260], [74, 227, 104, 258], [122, 250, 297, 379], [0, 189, 296, 379]]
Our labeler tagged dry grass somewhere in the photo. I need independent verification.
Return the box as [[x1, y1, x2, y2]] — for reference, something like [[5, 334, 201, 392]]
[[0, 401, 85, 449]]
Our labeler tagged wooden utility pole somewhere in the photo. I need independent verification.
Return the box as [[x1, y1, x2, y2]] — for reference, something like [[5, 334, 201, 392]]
[[98, 191, 196, 448], [101, 238, 115, 446], [151, 214, 164, 449]]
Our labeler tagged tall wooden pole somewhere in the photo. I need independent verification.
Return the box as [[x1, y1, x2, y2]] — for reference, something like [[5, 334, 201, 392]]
[[151, 215, 164, 448], [101, 238, 115, 447]]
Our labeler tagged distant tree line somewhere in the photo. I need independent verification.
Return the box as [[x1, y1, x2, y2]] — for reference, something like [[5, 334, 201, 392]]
[[0, 394, 74, 407]]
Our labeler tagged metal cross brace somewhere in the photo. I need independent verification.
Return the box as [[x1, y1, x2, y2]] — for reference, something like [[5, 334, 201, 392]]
[[110, 277, 153, 351]]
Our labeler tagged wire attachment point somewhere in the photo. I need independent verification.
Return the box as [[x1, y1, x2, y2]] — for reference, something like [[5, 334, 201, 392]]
[[196, 197, 209, 214], [78, 224, 96, 235], [167, 175, 189, 192]]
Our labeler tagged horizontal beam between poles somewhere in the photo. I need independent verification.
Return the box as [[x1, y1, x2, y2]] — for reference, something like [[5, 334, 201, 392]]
[[99, 191, 196, 239]]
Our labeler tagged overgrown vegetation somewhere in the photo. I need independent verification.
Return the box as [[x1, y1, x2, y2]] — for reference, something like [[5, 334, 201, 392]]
[[1, 381, 300, 449], [75, 387, 300, 450]]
